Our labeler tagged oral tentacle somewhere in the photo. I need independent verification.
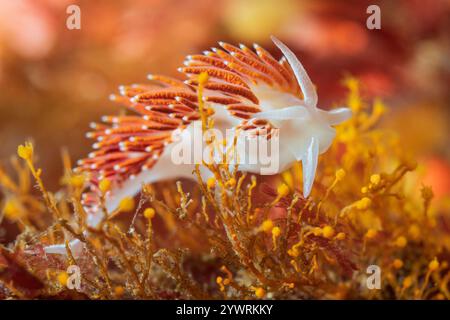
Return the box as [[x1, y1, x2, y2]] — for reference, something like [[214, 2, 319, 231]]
[[302, 136, 319, 198], [271, 36, 318, 108]]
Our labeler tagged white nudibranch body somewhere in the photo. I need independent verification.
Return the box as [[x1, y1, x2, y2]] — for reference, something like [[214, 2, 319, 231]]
[[44, 36, 351, 256]]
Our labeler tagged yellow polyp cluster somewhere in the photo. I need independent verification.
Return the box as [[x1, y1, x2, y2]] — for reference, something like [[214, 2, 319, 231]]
[[1, 77, 449, 300], [216, 266, 233, 293], [281, 170, 294, 190]]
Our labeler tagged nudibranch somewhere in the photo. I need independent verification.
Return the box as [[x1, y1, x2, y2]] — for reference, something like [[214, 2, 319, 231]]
[[44, 36, 350, 255]]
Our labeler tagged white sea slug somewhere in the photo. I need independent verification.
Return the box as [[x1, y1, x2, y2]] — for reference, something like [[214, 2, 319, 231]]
[[44, 36, 351, 255]]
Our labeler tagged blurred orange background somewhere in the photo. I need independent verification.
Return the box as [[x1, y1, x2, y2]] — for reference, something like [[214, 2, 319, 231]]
[[0, 0, 449, 195]]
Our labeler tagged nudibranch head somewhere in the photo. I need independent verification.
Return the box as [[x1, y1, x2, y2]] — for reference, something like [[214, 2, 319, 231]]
[[76, 36, 351, 219]]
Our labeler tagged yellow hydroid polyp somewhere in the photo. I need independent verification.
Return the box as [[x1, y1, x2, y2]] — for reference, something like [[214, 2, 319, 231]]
[[322, 226, 335, 239], [272, 226, 281, 249], [11, 38, 446, 300], [393, 259, 403, 269], [395, 236, 407, 248], [253, 287, 265, 298], [281, 170, 294, 189], [99, 178, 111, 194], [3, 200, 22, 219], [372, 99, 386, 116], [370, 174, 381, 185], [57, 272, 68, 287], [408, 224, 421, 239], [403, 277, 413, 289], [344, 76, 359, 93], [198, 71, 209, 85], [421, 186, 434, 202], [17, 142, 33, 161], [114, 286, 125, 297], [365, 229, 377, 239], [206, 177, 216, 189], [288, 249, 299, 258], [226, 178, 236, 188], [216, 276, 225, 291], [343, 77, 361, 112], [144, 208, 156, 219], [272, 226, 281, 237], [336, 232, 346, 240], [428, 258, 439, 271], [260, 219, 274, 233], [335, 169, 346, 181], [313, 227, 322, 236], [277, 183, 289, 197], [118, 197, 135, 212], [356, 197, 372, 210], [70, 174, 85, 188]]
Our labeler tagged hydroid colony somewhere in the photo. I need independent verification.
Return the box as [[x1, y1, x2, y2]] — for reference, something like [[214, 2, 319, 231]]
[[0, 38, 449, 300]]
